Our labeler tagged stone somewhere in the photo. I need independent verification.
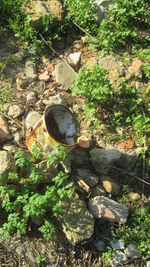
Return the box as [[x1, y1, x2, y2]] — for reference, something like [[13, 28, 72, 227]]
[[14, 132, 21, 145], [88, 196, 128, 223], [55, 62, 76, 90], [146, 261, 150, 267], [68, 52, 81, 67], [111, 240, 125, 250], [109, 251, 127, 266], [98, 55, 125, 75], [8, 105, 23, 118], [100, 175, 120, 195], [116, 151, 137, 171], [70, 148, 90, 168], [26, 0, 63, 23], [89, 185, 106, 198], [76, 168, 99, 188], [26, 91, 36, 104], [90, 148, 121, 174], [61, 192, 95, 245], [125, 244, 142, 259], [24, 60, 37, 82], [26, 111, 42, 131], [94, 240, 105, 252], [85, 57, 97, 69], [129, 59, 142, 77], [39, 70, 50, 81], [0, 115, 10, 142], [0, 150, 15, 184], [2, 144, 17, 153], [129, 192, 141, 201], [43, 93, 67, 106]]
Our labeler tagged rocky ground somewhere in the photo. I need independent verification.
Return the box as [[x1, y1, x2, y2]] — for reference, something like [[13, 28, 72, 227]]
[[0, 1, 150, 266]]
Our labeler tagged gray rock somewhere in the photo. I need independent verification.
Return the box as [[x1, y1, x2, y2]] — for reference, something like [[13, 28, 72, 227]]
[[8, 105, 23, 118], [109, 251, 127, 266], [111, 240, 125, 250], [94, 240, 105, 252], [24, 60, 37, 82], [0, 150, 15, 184], [26, 91, 37, 104], [90, 148, 121, 174], [14, 132, 21, 145], [125, 244, 142, 259], [26, 111, 42, 131], [43, 93, 67, 106], [55, 62, 76, 90], [88, 196, 128, 223], [61, 192, 95, 245], [116, 151, 137, 171], [77, 168, 99, 187], [70, 148, 90, 168], [89, 185, 106, 198]]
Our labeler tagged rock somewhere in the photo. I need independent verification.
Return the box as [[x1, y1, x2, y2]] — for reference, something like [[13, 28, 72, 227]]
[[90, 148, 121, 174], [98, 55, 125, 75], [147, 261, 150, 267], [89, 185, 106, 198], [88, 196, 128, 223], [116, 151, 137, 171], [8, 105, 23, 118], [61, 192, 95, 245], [24, 60, 37, 82], [0, 150, 15, 184], [129, 59, 142, 77], [94, 240, 105, 252], [100, 175, 120, 195], [111, 240, 125, 250], [43, 93, 67, 106], [39, 70, 50, 81], [73, 40, 84, 50], [109, 251, 127, 266], [129, 192, 141, 201], [55, 62, 76, 90], [14, 132, 21, 145], [125, 244, 142, 259], [0, 115, 10, 142], [68, 52, 81, 67], [2, 144, 17, 153], [26, 0, 63, 23], [26, 111, 42, 131], [16, 74, 30, 89], [26, 91, 37, 104], [70, 148, 90, 168], [76, 168, 99, 188]]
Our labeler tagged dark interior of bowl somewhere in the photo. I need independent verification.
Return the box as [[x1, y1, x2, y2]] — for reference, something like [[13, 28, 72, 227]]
[[45, 105, 77, 145]]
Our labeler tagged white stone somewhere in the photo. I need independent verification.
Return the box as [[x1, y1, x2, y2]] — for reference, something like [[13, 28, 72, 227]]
[[26, 111, 42, 131], [43, 93, 67, 106], [8, 105, 23, 118], [68, 52, 81, 67], [111, 240, 125, 250], [26, 91, 37, 104]]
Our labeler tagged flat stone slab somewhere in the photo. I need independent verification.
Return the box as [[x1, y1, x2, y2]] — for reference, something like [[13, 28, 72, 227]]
[[88, 196, 128, 223], [55, 62, 76, 90]]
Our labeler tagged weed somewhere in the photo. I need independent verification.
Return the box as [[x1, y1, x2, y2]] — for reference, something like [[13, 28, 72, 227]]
[[0, 146, 75, 240]]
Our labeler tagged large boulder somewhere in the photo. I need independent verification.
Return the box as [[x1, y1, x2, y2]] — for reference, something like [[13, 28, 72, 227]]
[[90, 148, 121, 174]]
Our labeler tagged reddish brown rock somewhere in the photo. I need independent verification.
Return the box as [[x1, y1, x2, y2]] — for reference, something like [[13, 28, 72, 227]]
[[0, 115, 10, 142], [129, 59, 142, 76], [88, 196, 128, 223]]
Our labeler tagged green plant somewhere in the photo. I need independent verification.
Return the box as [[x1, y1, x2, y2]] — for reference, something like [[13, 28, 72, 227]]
[[72, 65, 113, 120], [102, 250, 113, 265], [64, 0, 99, 35], [0, 86, 13, 111], [36, 253, 47, 267], [116, 188, 150, 259], [97, 0, 150, 51], [0, 146, 75, 240]]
